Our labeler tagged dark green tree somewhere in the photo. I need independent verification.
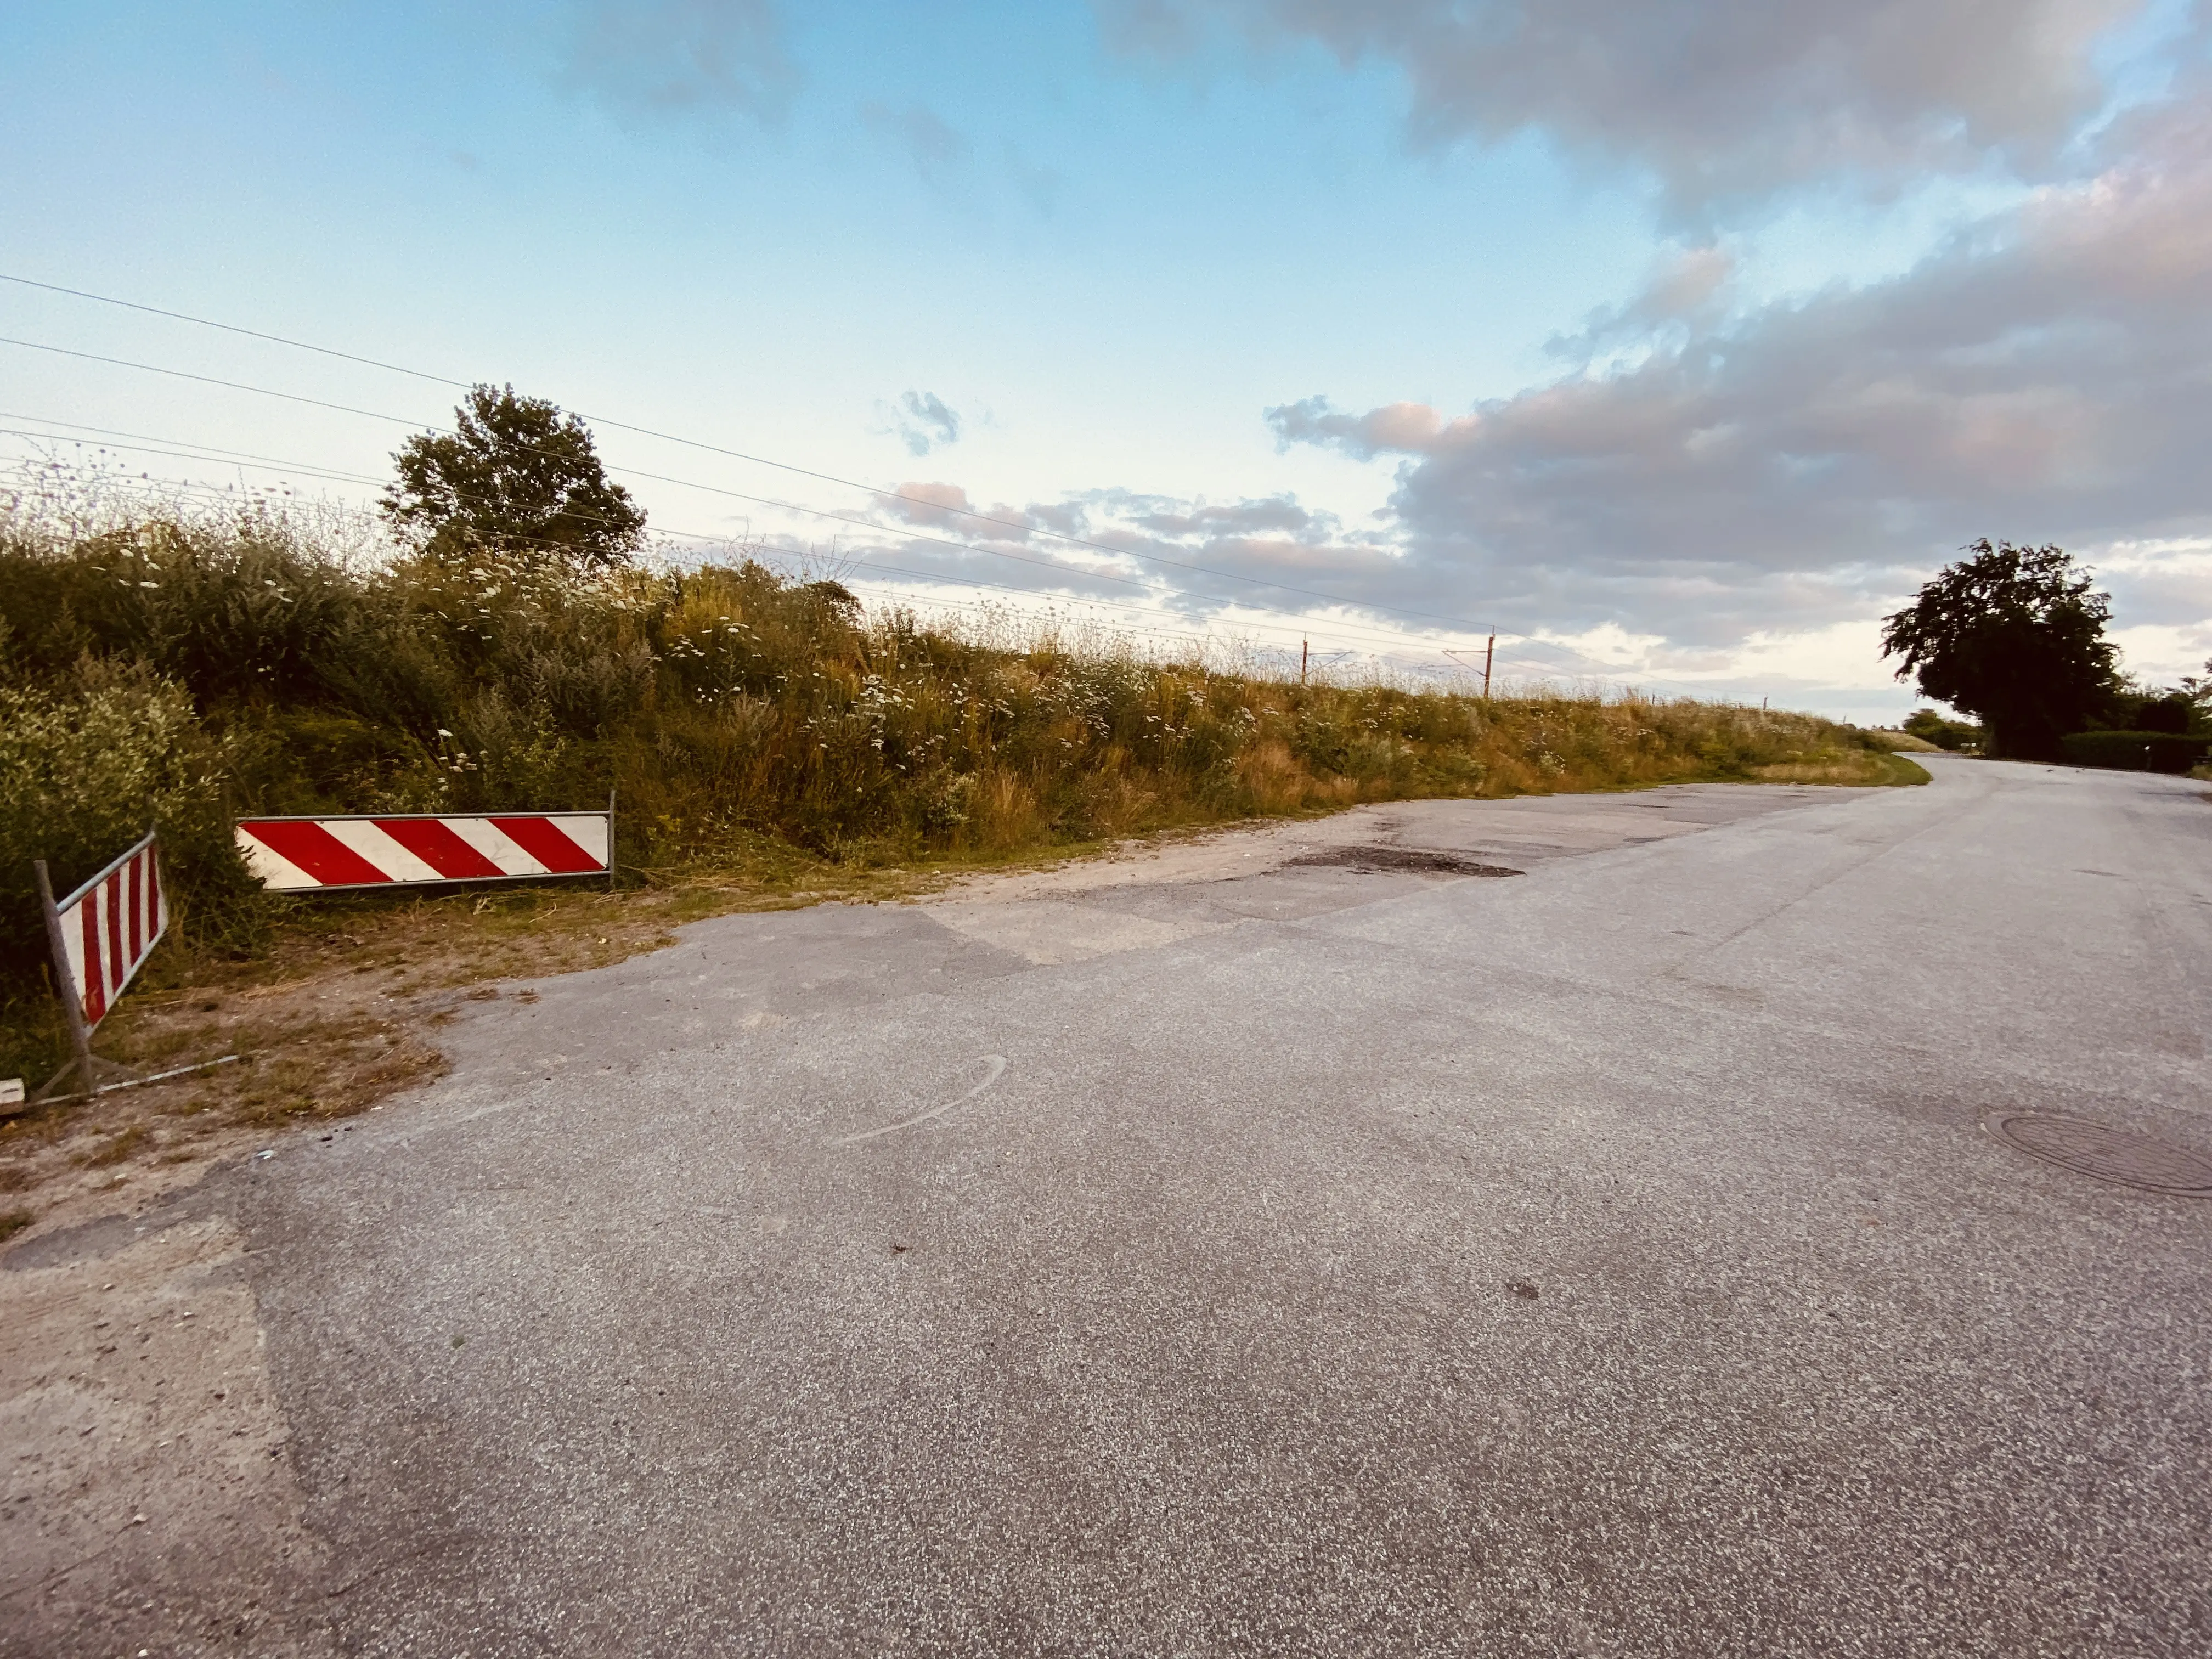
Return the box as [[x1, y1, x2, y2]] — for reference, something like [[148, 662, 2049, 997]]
[[1901, 707, 1982, 751], [1880, 540, 2117, 760], [382, 385, 645, 568]]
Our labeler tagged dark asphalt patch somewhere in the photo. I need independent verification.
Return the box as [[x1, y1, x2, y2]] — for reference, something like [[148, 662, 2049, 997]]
[[1285, 845, 1524, 877]]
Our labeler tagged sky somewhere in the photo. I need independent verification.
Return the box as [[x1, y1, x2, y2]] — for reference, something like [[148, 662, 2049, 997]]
[[2, 0, 2208, 718]]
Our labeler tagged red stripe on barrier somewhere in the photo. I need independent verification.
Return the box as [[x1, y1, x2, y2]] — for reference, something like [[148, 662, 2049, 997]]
[[80, 894, 106, 1025], [128, 854, 144, 963], [490, 816, 603, 874], [371, 817, 506, 880], [105, 872, 125, 996], [244, 820, 394, 886], [148, 848, 162, 932]]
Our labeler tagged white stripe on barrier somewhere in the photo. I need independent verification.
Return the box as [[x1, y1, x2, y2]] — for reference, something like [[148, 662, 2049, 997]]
[[442, 817, 554, 876], [236, 836, 314, 892], [317, 820, 450, 883]]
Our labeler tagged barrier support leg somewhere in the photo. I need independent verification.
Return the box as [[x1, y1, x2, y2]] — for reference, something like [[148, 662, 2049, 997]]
[[32, 859, 101, 1103]]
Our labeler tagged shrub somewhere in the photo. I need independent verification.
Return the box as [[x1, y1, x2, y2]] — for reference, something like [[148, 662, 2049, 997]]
[[2059, 730, 2211, 773], [0, 662, 258, 990]]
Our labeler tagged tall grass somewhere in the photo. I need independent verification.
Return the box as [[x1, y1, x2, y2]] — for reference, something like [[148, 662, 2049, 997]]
[[0, 486, 1895, 994]]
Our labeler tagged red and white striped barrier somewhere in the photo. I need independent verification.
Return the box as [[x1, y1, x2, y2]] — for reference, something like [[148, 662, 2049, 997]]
[[44, 830, 167, 1032], [234, 811, 612, 893]]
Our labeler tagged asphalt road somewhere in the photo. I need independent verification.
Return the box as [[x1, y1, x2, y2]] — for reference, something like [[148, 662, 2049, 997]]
[[217, 760, 2212, 1651]]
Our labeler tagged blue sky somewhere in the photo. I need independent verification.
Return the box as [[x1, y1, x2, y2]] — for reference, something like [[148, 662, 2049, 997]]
[[4, 1, 2209, 715]]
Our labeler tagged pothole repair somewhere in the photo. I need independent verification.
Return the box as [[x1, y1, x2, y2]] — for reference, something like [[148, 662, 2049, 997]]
[[1285, 845, 1525, 877], [1983, 1111, 2212, 1197]]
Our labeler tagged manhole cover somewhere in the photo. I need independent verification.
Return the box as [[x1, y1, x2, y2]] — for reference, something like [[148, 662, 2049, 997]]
[[1285, 845, 1523, 877], [1983, 1112, 2212, 1196]]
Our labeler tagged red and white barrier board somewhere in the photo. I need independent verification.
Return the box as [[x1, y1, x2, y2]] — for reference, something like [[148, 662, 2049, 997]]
[[234, 812, 611, 893], [51, 830, 167, 1031]]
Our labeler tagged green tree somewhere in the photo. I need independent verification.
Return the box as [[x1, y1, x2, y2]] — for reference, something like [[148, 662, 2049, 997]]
[[1901, 707, 1982, 751], [1880, 540, 2117, 760], [382, 385, 645, 568]]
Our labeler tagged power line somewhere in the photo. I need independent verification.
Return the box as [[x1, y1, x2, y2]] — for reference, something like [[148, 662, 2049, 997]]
[[0, 298, 1716, 685], [0, 450, 1427, 659], [0, 270, 1522, 637], [3, 444, 1719, 693], [0, 432, 1730, 692], [0, 427, 1722, 693], [4, 274, 1783, 701], [0, 398, 1509, 659], [0, 420, 386, 486]]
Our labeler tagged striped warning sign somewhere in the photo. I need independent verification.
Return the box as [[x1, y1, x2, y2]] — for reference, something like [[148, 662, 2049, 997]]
[[50, 831, 168, 1031], [234, 812, 611, 893]]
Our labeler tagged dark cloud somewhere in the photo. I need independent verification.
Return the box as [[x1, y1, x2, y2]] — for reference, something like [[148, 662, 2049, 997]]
[[563, 0, 795, 120], [884, 391, 963, 457], [852, 483, 1418, 626], [1102, 0, 2143, 213], [861, 102, 971, 185], [840, 86, 2212, 670], [1266, 88, 2212, 646]]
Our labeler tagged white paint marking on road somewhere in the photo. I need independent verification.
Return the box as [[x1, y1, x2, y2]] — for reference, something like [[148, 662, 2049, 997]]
[[833, 1055, 1008, 1146]]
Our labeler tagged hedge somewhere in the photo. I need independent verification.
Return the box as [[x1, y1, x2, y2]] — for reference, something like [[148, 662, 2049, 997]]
[[2059, 731, 2212, 773]]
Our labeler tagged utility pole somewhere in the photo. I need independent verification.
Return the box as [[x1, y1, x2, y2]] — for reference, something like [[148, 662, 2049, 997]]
[[1301, 638, 1308, 685], [1483, 634, 1494, 701]]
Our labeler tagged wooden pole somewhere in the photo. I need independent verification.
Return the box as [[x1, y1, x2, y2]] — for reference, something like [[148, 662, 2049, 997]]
[[33, 859, 98, 1099], [1301, 639, 1308, 686], [1482, 634, 1494, 700]]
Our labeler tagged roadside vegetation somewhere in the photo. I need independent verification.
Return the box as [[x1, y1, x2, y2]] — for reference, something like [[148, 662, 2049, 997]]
[[1, 392, 1919, 1214], [2, 487, 1912, 1007], [1883, 539, 2212, 765]]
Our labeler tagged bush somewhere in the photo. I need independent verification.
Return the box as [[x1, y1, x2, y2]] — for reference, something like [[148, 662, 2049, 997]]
[[2059, 730, 2211, 773], [2133, 694, 2193, 734], [1902, 708, 1983, 751], [0, 662, 258, 990]]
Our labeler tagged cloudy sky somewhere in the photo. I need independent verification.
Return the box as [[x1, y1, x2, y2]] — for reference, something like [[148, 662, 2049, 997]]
[[3, 1, 2207, 715]]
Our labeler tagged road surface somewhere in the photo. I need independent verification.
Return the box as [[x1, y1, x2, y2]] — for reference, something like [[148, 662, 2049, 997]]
[[15, 758, 2212, 1655]]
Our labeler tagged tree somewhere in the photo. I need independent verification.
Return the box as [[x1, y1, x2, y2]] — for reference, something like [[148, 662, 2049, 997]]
[[1880, 540, 2117, 760], [1901, 708, 1982, 752], [382, 385, 645, 569]]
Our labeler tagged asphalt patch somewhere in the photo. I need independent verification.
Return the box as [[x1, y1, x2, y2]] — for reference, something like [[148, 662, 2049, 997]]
[[1285, 844, 1525, 877]]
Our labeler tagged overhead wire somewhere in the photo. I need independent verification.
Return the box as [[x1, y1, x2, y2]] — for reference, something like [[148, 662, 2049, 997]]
[[0, 399, 1519, 661], [0, 287, 1745, 697], [0, 448, 1449, 664], [0, 270, 1527, 638], [0, 438, 1720, 692], [4, 449, 1704, 693], [0, 337, 1489, 657], [0, 276, 1799, 701]]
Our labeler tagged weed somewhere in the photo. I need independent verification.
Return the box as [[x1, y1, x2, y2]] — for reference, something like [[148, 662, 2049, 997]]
[[79, 1124, 151, 1167]]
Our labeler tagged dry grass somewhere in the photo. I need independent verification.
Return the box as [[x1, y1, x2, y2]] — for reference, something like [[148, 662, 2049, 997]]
[[1751, 751, 1932, 785]]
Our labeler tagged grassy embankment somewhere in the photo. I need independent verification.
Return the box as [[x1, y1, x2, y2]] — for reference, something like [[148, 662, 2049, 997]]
[[0, 496, 1920, 1215]]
